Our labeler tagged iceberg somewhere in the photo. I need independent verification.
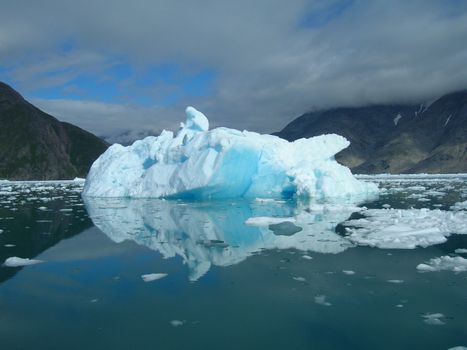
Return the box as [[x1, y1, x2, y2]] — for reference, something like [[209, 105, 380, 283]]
[[83, 107, 377, 200]]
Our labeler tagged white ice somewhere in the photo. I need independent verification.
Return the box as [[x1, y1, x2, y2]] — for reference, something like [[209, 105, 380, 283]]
[[344, 208, 467, 249], [83, 107, 377, 200], [417, 256, 467, 272], [141, 273, 168, 282], [451, 200, 467, 211], [314, 295, 331, 306], [170, 320, 185, 327], [3, 257, 43, 267], [422, 313, 445, 325], [245, 216, 295, 226]]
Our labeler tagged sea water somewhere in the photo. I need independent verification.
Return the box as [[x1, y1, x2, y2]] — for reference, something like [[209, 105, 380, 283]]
[[0, 176, 466, 349]]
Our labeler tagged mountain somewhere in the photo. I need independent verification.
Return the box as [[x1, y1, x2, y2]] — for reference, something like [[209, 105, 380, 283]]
[[0, 82, 108, 180], [275, 90, 467, 174]]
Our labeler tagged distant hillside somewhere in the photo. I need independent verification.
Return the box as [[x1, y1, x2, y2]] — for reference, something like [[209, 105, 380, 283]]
[[275, 90, 467, 174], [0, 82, 108, 180], [101, 128, 162, 146]]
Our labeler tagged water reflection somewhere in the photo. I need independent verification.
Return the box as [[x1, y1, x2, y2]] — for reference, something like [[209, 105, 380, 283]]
[[84, 198, 360, 281]]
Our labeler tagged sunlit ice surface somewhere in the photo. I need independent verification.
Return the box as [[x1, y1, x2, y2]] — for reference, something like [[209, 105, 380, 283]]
[[0, 175, 466, 349]]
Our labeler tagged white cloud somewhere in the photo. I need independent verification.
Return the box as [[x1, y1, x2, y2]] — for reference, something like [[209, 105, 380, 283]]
[[31, 97, 180, 136]]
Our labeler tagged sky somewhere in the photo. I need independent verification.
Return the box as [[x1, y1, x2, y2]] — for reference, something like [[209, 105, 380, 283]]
[[1, 0, 467, 137]]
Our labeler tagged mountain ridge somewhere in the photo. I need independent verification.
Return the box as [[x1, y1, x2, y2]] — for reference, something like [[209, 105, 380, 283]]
[[0, 82, 108, 180], [275, 90, 467, 173]]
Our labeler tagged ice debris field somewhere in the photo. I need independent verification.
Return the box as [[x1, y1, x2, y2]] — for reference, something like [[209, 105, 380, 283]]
[[83, 107, 377, 200]]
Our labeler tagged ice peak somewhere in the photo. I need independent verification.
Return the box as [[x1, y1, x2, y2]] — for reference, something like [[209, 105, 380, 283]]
[[184, 106, 209, 132]]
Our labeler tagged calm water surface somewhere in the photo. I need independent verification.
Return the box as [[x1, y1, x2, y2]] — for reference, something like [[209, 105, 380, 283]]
[[0, 176, 466, 349]]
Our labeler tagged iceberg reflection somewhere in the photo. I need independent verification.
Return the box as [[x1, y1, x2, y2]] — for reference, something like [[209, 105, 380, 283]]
[[83, 198, 360, 281]]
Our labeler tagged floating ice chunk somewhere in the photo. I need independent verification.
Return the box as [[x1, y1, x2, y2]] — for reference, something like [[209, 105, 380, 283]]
[[293, 276, 306, 282], [455, 248, 467, 254], [141, 273, 168, 282], [314, 295, 331, 306], [302, 255, 313, 260], [245, 216, 295, 226], [387, 279, 404, 284], [343, 270, 355, 275], [422, 313, 445, 325], [4, 244, 15, 247], [170, 320, 185, 327], [416, 256, 467, 272], [307, 203, 364, 213], [448, 347, 467, 350], [3, 257, 43, 267], [451, 200, 467, 211], [83, 107, 377, 200], [344, 208, 467, 249]]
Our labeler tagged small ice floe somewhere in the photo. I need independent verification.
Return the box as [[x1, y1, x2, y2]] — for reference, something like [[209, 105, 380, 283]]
[[38, 206, 47, 211], [245, 216, 295, 226], [387, 279, 404, 284], [422, 313, 445, 325], [382, 204, 391, 208], [448, 346, 467, 350], [307, 203, 363, 213], [59, 208, 73, 212], [451, 200, 467, 211], [416, 256, 467, 272], [170, 320, 185, 327], [254, 198, 276, 203], [302, 255, 313, 260], [343, 208, 467, 249], [4, 244, 15, 247], [3, 257, 43, 267], [395, 304, 404, 308], [90, 298, 99, 303], [293, 276, 306, 282], [141, 273, 168, 282], [343, 270, 355, 275], [0, 229, 3, 234], [455, 248, 467, 254], [314, 295, 331, 306]]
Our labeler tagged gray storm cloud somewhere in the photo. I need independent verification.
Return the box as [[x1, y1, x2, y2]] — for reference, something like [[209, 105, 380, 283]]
[[1, 0, 467, 135]]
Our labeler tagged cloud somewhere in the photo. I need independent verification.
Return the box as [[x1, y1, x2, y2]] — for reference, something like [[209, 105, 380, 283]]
[[2, 0, 467, 133], [31, 97, 180, 137]]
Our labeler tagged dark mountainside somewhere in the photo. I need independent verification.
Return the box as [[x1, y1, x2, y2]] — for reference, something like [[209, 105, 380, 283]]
[[276, 90, 467, 174], [0, 82, 108, 180]]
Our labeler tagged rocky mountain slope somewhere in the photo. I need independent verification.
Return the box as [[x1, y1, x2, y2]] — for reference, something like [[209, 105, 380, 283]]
[[0, 82, 108, 180], [276, 90, 467, 174]]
